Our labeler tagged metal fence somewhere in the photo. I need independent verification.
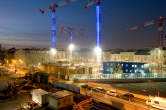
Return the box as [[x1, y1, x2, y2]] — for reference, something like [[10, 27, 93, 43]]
[[70, 73, 166, 80]]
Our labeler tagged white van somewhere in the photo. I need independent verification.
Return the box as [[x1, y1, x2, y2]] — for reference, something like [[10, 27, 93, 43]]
[[146, 97, 166, 110]]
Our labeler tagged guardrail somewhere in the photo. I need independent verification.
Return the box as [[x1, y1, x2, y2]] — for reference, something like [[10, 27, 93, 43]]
[[70, 73, 166, 81]]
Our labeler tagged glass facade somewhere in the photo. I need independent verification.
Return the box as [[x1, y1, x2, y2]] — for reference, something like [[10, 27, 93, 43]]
[[103, 61, 149, 74]]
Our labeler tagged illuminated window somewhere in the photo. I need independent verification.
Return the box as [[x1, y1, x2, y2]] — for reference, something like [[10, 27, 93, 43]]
[[141, 65, 144, 68]]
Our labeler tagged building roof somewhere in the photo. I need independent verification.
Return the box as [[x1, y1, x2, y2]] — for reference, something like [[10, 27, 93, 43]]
[[49, 90, 73, 99], [32, 89, 48, 95], [135, 49, 151, 55]]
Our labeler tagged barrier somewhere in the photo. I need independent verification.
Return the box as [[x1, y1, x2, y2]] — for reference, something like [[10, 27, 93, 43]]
[[70, 73, 166, 81]]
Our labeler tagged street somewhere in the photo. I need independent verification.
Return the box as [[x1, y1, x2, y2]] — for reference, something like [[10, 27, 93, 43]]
[[0, 94, 30, 110], [80, 86, 159, 110]]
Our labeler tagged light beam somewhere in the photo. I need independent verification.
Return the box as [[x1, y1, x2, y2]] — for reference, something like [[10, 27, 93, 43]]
[[96, 5, 100, 47], [52, 12, 56, 47]]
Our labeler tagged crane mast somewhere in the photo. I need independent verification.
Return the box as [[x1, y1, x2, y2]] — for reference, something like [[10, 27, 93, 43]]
[[40, 0, 77, 48], [158, 16, 165, 48]]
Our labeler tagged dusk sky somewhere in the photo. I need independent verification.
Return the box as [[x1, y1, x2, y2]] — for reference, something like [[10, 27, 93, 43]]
[[0, 0, 166, 49]]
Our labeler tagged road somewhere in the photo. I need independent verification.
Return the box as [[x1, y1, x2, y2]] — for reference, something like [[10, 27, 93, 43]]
[[0, 94, 30, 110], [80, 86, 159, 110], [108, 82, 166, 97]]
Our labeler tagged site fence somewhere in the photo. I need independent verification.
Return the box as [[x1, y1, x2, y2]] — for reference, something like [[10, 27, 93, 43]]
[[70, 73, 166, 80]]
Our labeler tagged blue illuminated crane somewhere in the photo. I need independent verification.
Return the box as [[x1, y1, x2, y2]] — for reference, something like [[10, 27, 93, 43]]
[[85, 0, 101, 47], [40, 0, 77, 48], [60, 26, 86, 44], [60, 26, 86, 62], [85, 0, 102, 72], [60, 26, 73, 44]]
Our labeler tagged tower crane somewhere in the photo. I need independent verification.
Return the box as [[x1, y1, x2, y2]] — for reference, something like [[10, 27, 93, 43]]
[[85, 0, 101, 48], [40, 0, 77, 48], [85, 0, 100, 9], [85, 0, 101, 55], [128, 16, 166, 73], [128, 16, 166, 48], [60, 26, 86, 62], [60, 26, 86, 44], [60, 26, 73, 44], [84, 0, 102, 73], [60, 26, 74, 62]]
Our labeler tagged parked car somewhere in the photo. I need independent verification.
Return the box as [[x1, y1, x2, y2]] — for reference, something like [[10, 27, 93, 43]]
[[106, 90, 118, 96], [146, 97, 166, 110], [119, 93, 134, 101], [81, 84, 89, 88], [87, 86, 93, 90], [95, 87, 106, 92]]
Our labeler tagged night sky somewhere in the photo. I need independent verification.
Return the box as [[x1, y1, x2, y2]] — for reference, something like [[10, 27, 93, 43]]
[[0, 0, 166, 49]]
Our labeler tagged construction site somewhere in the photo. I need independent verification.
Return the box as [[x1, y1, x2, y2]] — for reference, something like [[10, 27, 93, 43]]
[[0, 0, 166, 110]]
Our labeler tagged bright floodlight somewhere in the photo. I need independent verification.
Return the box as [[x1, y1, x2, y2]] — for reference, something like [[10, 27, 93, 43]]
[[94, 46, 102, 56], [69, 44, 74, 51], [50, 48, 56, 55], [94, 46, 102, 64]]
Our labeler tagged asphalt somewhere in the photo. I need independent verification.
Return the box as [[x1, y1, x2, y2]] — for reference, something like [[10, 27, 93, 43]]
[[0, 94, 31, 110]]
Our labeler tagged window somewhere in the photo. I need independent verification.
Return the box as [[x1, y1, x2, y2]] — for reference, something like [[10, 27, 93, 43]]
[[126, 69, 128, 72], [126, 64, 128, 67], [135, 65, 137, 68], [141, 65, 144, 68], [132, 65, 134, 67]]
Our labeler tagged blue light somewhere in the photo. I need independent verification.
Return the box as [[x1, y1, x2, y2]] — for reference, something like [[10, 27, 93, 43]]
[[70, 32, 72, 43], [52, 12, 56, 47], [96, 5, 100, 47]]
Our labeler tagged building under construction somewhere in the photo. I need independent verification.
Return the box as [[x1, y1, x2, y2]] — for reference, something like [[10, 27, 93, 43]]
[[39, 62, 93, 81]]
